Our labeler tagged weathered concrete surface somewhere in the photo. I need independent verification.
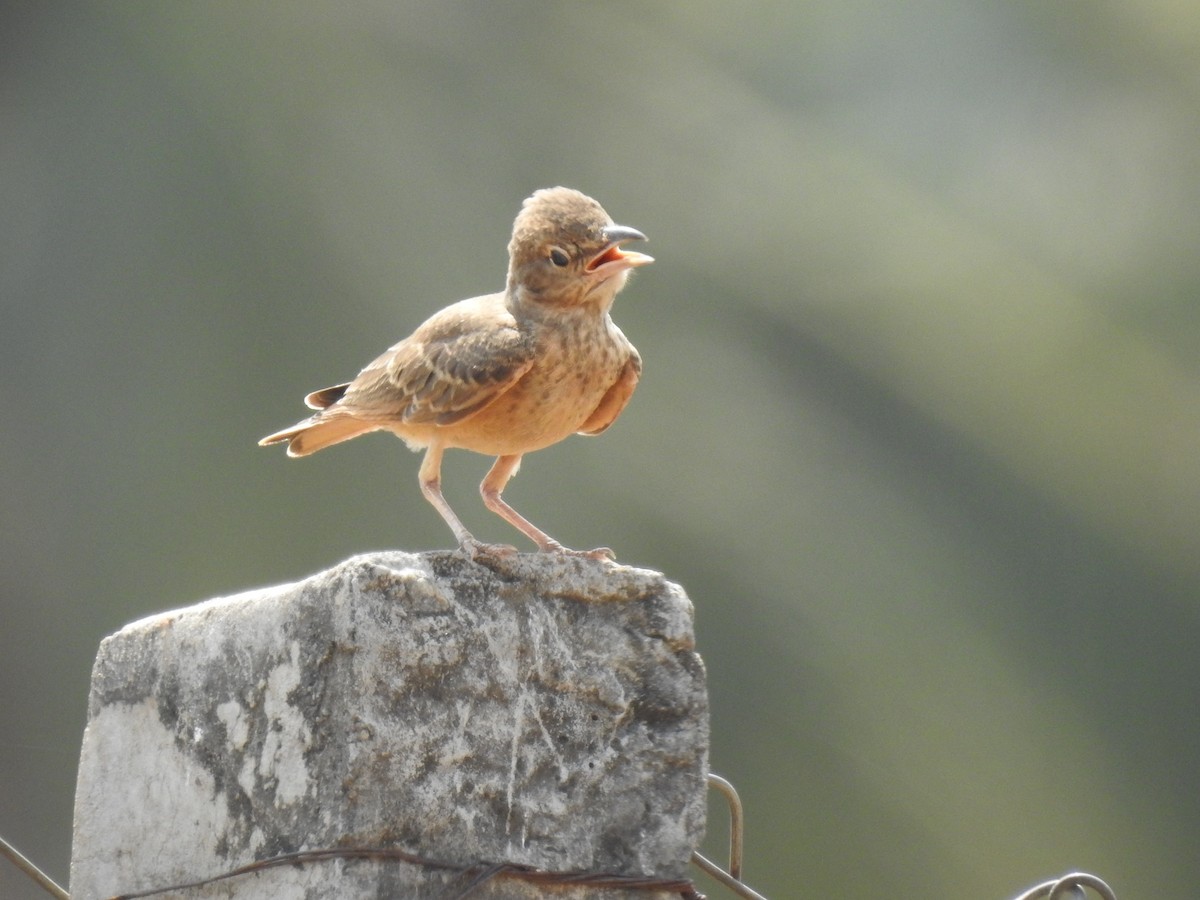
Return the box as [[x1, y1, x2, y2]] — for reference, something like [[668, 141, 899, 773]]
[[70, 551, 708, 899]]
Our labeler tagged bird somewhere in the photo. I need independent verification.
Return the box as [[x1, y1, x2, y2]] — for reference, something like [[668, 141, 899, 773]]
[[259, 186, 653, 562]]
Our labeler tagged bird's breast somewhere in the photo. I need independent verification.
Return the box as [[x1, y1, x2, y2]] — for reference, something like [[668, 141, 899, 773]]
[[438, 313, 632, 456]]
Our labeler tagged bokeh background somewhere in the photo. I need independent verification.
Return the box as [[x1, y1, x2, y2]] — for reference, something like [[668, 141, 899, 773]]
[[4, 2, 1199, 898]]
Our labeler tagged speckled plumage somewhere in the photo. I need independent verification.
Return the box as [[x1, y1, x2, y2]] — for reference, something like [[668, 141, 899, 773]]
[[260, 187, 652, 560]]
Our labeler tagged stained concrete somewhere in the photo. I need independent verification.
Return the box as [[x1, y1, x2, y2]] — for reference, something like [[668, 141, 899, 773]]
[[70, 551, 708, 899]]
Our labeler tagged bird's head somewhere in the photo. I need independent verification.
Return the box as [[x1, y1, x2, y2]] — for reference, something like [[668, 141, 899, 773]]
[[506, 187, 653, 310]]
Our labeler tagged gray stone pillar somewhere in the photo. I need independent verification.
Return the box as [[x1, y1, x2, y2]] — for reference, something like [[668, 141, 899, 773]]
[[69, 551, 708, 899]]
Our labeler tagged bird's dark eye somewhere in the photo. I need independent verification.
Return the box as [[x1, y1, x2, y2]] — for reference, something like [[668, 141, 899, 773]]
[[548, 247, 570, 268]]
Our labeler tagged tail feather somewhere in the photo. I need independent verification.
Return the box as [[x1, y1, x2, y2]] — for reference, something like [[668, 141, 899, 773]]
[[305, 382, 351, 410], [258, 414, 376, 457]]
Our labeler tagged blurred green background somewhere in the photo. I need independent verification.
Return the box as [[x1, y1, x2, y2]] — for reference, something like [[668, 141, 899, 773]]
[[4, 2, 1199, 898]]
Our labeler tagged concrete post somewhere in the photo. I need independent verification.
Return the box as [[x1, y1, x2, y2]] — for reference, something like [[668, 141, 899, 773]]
[[69, 551, 709, 899]]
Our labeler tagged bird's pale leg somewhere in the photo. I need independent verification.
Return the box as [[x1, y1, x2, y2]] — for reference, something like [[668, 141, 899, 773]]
[[480, 455, 616, 560], [418, 444, 515, 559]]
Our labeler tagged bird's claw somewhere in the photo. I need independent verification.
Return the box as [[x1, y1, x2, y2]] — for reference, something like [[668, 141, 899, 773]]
[[579, 546, 617, 561], [541, 542, 617, 561], [461, 539, 519, 562], [462, 537, 616, 564]]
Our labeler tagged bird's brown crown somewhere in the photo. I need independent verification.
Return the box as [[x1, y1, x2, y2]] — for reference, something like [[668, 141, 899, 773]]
[[505, 187, 647, 308], [508, 187, 613, 262]]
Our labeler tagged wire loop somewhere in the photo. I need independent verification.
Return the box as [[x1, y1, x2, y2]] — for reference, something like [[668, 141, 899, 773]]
[[1011, 872, 1118, 900]]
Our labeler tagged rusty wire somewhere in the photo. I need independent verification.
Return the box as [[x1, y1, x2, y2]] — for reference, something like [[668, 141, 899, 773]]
[[2, 776, 1121, 900], [90, 845, 703, 900]]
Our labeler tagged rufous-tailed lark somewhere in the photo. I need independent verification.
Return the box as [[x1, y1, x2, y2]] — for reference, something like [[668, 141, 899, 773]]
[[260, 187, 652, 561]]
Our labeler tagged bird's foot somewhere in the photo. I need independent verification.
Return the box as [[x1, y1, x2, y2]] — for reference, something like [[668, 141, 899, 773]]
[[460, 538, 519, 562], [578, 546, 617, 561], [541, 541, 617, 562]]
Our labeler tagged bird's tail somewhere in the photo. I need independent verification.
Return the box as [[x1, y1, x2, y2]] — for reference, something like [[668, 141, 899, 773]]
[[258, 414, 376, 457]]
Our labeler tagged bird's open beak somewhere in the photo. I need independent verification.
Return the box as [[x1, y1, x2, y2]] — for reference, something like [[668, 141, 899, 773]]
[[587, 224, 654, 278]]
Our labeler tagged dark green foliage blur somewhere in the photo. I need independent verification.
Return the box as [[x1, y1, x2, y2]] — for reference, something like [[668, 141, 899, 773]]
[[4, 3, 1199, 898]]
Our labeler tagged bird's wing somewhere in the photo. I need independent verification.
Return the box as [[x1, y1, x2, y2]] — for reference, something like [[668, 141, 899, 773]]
[[340, 294, 536, 427], [577, 347, 642, 435]]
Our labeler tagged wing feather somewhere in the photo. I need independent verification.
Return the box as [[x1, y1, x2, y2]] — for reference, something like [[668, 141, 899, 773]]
[[336, 293, 535, 427], [577, 349, 642, 435]]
